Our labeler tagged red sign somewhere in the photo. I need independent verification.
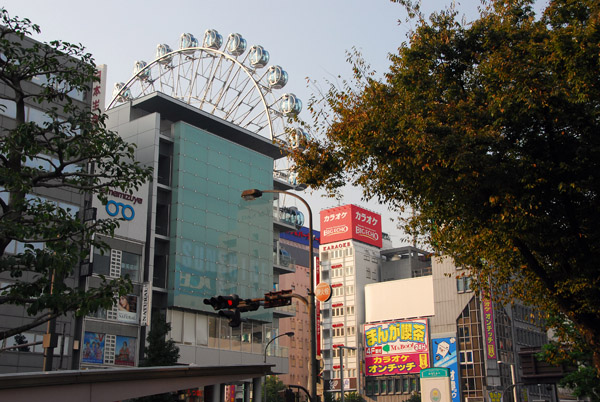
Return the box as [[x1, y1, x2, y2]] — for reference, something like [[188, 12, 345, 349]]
[[315, 281, 332, 302], [316, 257, 321, 355], [320, 205, 382, 248], [364, 319, 430, 376]]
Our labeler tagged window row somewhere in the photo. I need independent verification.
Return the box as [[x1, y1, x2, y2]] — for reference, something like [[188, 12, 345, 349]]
[[331, 285, 354, 297], [331, 368, 357, 379], [332, 348, 357, 358], [93, 249, 142, 282], [0, 99, 82, 134], [2, 332, 70, 355], [30, 73, 86, 101], [365, 377, 420, 395], [320, 247, 353, 261], [331, 266, 354, 278]]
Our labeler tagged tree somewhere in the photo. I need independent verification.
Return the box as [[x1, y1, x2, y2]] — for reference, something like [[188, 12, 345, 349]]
[[292, 0, 600, 374], [343, 392, 364, 402], [135, 314, 180, 402], [264, 376, 286, 402], [140, 313, 180, 367], [0, 9, 152, 341]]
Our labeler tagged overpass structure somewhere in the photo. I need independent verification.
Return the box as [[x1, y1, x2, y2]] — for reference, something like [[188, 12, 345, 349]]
[[0, 364, 269, 402]]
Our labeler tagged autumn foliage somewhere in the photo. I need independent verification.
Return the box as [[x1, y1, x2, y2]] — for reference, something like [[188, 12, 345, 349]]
[[292, 0, 600, 375]]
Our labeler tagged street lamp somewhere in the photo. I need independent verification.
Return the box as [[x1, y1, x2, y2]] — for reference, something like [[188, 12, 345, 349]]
[[264, 332, 295, 402], [242, 189, 316, 402], [336, 346, 356, 402], [265, 331, 295, 363]]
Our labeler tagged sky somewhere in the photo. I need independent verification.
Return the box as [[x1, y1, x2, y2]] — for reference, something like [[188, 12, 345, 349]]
[[1, 0, 537, 247]]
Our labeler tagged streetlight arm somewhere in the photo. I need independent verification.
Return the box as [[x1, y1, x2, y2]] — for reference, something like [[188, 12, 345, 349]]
[[264, 332, 295, 363]]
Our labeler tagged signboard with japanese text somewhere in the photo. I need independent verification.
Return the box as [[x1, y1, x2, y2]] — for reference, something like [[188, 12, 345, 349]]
[[320, 205, 382, 248], [280, 226, 320, 247], [91, 64, 107, 114], [432, 336, 461, 402], [482, 295, 498, 360], [316, 257, 322, 355], [364, 318, 430, 376]]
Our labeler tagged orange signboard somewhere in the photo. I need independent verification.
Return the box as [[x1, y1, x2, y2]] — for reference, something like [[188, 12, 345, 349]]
[[315, 281, 332, 302]]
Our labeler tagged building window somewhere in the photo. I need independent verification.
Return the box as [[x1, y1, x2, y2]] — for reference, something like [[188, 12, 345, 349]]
[[460, 350, 474, 364], [457, 276, 472, 293], [121, 251, 141, 282], [457, 296, 485, 399]]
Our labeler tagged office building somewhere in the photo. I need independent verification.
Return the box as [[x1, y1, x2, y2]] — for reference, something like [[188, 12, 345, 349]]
[[0, 33, 90, 373]]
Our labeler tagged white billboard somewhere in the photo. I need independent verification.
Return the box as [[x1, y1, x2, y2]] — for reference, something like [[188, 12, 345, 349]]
[[92, 182, 149, 243], [365, 276, 434, 323]]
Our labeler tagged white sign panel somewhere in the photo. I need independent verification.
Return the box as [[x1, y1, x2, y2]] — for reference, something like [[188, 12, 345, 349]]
[[365, 276, 435, 322], [92, 182, 149, 243]]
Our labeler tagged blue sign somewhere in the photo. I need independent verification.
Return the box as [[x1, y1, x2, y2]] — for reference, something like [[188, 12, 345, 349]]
[[280, 226, 320, 247], [432, 336, 461, 402]]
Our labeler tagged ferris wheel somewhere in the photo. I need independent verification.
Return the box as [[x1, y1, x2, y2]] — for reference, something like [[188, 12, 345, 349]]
[[108, 30, 309, 186]]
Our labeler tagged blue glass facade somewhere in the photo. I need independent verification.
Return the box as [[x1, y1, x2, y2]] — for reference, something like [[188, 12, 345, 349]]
[[168, 121, 273, 320]]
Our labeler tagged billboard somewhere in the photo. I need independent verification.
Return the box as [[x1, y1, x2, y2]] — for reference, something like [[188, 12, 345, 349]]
[[279, 226, 320, 247], [364, 319, 430, 376], [115, 335, 136, 366], [320, 205, 382, 248], [365, 277, 434, 323], [92, 183, 149, 243], [82, 331, 105, 364], [432, 336, 461, 402], [117, 294, 138, 324]]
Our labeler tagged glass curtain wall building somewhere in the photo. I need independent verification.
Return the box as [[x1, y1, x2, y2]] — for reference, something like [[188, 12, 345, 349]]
[[78, 91, 293, 378]]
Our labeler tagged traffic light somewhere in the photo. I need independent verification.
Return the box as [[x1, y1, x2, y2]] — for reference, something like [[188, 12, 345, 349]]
[[203, 294, 240, 310], [264, 289, 292, 308], [219, 308, 242, 327]]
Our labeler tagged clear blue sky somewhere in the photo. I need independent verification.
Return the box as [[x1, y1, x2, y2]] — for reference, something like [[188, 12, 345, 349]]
[[1, 0, 545, 246]]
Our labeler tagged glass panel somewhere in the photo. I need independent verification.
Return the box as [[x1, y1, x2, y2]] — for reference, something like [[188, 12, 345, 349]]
[[208, 315, 218, 348], [169, 122, 273, 322], [93, 251, 111, 276], [121, 251, 141, 282]]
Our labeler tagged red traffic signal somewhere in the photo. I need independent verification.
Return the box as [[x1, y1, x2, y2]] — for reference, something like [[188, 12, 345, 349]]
[[203, 294, 240, 310]]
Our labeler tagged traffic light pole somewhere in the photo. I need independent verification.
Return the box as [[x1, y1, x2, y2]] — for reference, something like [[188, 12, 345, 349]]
[[241, 189, 316, 402]]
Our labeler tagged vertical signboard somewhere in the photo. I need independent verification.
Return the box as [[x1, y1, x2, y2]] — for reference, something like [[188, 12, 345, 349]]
[[91, 64, 107, 114], [320, 205, 382, 248], [482, 295, 498, 360], [316, 257, 322, 355], [432, 336, 461, 402], [364, 319, 430, 376]]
